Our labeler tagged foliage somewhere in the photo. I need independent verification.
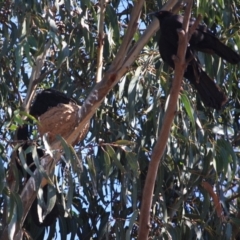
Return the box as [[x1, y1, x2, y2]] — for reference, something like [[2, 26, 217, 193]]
[[0, 0, 240, 239]]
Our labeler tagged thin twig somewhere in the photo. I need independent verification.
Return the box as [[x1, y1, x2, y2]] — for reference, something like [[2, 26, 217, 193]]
[[181, 0, 192, 31], [172, 0, 185, 13], [32, 68, 55, 85], [96, 0, 106, 83], [24, 40, 51, 113]]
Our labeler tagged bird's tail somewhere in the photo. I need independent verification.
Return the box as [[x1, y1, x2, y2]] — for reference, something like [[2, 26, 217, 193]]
[[210, 38, 240, 64], [193, 32, 240, 64], [184, 63, 227, 109]]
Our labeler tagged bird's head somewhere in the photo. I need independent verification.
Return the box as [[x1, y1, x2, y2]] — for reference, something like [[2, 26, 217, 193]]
[[154, 11, 173, 22]]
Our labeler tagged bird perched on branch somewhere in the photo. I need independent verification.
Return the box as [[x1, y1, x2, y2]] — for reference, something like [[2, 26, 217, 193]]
[[154, 11, 240, 109], [15, 89, 89, 230], [16, 89, 77, 229], [30, 88, 77, 117]]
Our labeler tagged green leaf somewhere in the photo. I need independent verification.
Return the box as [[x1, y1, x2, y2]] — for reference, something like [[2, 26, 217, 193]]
[[56, 135, 71, 161], [18, 146, 34, 177], [11, 192, 23, 222], [45, 185, 57, 216], [23, 41, 35, 67], [106, 4, 120, 44], [66, 174, 73, 210], [105, 145, 125, 173], [216, 139, 237, 179], [118, 76, 126, 99], [125, 210, 138, 239], [103, 149, 111, 177], [128, 66, 142, 121], [56, 41, 69, 68], [181, 93, 196, 130], [113, 140, 135, 146], [14, 44, 22, 77], [126, 152, 139, 177]]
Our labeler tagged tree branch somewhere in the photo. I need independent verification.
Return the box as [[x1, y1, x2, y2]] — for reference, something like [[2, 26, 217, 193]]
[[137, 0, 193, 239], [96, 0, 106, 83], [24, 40, 51, 113]]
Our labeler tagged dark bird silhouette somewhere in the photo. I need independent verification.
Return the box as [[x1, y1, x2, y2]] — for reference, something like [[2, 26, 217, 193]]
[[16, 89, 76, 229], [154, 11, 240, 109], [30, 88, 76, 117]]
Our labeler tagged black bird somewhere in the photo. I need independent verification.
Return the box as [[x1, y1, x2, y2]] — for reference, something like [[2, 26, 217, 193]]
[[16, 89, 76, 229], [154, 11, 240, 109], [30, 88, 76, 117]]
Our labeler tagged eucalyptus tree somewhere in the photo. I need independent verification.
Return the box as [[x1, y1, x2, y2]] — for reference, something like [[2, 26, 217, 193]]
[[0, 0, 240, 239]]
